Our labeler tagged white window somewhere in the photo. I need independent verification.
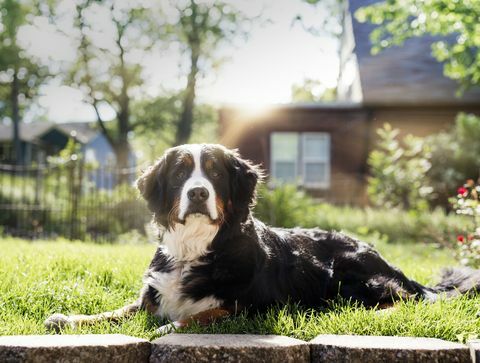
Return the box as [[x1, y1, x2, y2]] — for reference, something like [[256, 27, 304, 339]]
[[271, 132, 330, 189], [270, 133, 298, 184], [302, 133, 330, 188]]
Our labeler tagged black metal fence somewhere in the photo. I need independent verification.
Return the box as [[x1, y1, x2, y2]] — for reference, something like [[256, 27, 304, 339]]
[[0, 161, 151, 242]]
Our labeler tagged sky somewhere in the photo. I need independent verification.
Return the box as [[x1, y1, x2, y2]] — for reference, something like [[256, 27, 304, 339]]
[[19, 0, 339, 123]]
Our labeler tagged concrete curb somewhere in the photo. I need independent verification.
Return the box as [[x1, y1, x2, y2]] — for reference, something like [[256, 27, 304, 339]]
[[310, 334, 471, 363], [150, 334, 309, 363], [0, 333, 477, 363], [0, 334, 151, 363]]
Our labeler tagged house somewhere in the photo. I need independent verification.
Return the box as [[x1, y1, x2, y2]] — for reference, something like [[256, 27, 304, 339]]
[[0, 121, 136, 188], [219, 0, 480, 205]]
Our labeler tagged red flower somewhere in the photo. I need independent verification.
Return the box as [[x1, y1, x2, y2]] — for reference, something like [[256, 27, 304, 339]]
[[457, 187, 467, 196], [457, 235, 465, 243], [468, 234, 474, 241]]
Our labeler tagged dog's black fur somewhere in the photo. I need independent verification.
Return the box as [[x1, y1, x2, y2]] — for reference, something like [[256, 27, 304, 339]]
[[45, 144, 480, 331], [138, 144, 479, 315]]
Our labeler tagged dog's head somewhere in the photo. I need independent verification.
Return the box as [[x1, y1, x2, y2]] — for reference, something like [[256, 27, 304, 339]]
[[137, 144, 261, 229]]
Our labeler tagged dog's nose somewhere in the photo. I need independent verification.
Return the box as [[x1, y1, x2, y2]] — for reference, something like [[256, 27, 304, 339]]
[[187, 187, 209, 203]]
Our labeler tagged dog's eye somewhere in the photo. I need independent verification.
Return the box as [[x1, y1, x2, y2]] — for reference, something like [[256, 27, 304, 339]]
[[176, 171, 186, 180], [211, 170, 221, 178]]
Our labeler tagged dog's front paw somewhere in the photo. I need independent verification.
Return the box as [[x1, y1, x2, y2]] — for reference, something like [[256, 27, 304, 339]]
[[44, 313, 74, 333], [155, 321, 183, 335]]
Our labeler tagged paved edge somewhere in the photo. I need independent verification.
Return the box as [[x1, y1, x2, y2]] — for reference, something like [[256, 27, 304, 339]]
[[0, 333, 477, 363], [310, 334, 471, 363], [0, 334, 151, 363], [150, 334, 310, 363]]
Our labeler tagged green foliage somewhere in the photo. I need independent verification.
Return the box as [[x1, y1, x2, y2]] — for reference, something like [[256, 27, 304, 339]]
[[59, 0, 158, 168], [424, 113, 480, 206], [164, 0, 254, 145], [132, 94, 219, 163], [296, 0, 346, 40], [0, 139, 149, 240], [254, 184, 318, 228], [367, 124, 432, 211], [0, 0, 50, 121], [291, 78, 337, 102], [356, 0, 480, 92], [255, 184, 473, 246], [368, 114, 480, 210], [453, 180, 480, 268]]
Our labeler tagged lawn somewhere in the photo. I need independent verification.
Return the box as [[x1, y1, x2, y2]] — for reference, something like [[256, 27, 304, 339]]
[[1, 236, 480, 342]]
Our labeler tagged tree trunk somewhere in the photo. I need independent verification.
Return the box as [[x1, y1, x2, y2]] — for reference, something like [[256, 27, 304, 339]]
[[11, 69, 21, 165], [175, 47, 199, 146], [112, 108, 130, 185]]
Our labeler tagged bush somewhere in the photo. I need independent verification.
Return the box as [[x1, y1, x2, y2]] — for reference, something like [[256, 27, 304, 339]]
[[368, 114, 480, 210], [255, 184, 474, 247], [367, 124, 432, 210], [426, 113, 480, 207], [254, 184, 318, 228], [452, 180, 480, 267]]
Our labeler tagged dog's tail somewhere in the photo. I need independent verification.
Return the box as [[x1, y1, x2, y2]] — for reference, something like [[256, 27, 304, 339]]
[[422, 267, 480, 300]]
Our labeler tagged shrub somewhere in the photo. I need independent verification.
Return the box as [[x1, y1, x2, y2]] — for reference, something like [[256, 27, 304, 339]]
[[255, 184, 473, 247], [368, 114, 480, 210], [254, 184, 318, 228], [367, 124, 432, 211], [452, 180, 480, 267]]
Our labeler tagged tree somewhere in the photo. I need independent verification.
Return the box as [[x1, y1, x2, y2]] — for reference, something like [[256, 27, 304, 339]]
[[295, 0, 347, 97], [64, 0, 157, 173], [0, 0, 51, 164], [291, 78, 337, 102], [132, 92, 218, 162], [165, 0, 252, 145], [355, 0, 480, 93]]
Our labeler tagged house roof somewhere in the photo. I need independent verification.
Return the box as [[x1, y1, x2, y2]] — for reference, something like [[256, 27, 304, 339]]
[[0, 121, 100, 144], [56, 122, 99, 144], [340, 0, 480, 106], [0, 122, 54, 143]]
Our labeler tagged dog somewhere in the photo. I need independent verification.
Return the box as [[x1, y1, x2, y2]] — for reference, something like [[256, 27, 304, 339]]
[[45, 143, 480, 333]]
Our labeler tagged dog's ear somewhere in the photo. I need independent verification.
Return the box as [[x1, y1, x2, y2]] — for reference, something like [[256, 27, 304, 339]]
[[136, 152, 170, 225], [226, 149, 262, 222]]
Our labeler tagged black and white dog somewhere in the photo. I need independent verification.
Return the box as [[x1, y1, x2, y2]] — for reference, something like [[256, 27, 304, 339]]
[[45, 143, 480, 332]]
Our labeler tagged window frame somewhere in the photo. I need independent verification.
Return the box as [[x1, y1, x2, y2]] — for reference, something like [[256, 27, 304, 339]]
[[270, 131, 331, 189], [270, 132, 299, 184], [301, 132, 331, 189]]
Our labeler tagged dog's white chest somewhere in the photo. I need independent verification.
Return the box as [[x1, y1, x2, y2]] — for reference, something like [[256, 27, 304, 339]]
[[145, 263, 221, 321]]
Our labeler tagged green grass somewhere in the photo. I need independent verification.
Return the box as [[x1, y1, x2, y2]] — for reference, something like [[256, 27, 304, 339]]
[[1, 236, 480, 342]]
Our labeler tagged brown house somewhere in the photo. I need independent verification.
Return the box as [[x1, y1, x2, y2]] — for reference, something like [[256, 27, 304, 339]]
[[219, 0, 480, 205]]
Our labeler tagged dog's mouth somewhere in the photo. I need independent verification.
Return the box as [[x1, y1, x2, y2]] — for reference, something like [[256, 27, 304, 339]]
[[181, 205, 215, 223]]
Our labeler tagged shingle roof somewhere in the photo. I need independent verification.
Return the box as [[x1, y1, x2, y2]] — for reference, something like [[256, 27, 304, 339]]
[[56, 122, 99, 144], [342, 0, 480, 105], [0, 122, 55, 143]]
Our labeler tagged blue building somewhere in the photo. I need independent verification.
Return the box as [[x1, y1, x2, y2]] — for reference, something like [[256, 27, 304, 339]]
[[0, 121, 136, 189]]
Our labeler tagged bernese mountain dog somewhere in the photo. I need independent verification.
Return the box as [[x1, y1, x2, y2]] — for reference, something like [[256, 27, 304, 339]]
[[45, 143, 480, 333]]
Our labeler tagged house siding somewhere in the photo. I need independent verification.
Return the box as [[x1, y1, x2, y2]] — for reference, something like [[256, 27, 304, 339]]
[[220, 106, 370, 204], [220, 105, 480, 205]]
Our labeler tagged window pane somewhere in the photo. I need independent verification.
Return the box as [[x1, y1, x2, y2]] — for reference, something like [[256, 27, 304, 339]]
[[274, 161, 296, 183], [271, 133, 298, 161], [304, 134, 329, 160], [304, 162, 327, 184]]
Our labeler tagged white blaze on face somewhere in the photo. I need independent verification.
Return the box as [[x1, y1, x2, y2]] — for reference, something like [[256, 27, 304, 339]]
[[178, 144, 218, 221]]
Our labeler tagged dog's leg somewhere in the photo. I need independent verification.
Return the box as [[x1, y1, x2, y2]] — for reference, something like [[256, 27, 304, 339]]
[[44, 302, 140, 332], [156, 308, 231, 334]]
